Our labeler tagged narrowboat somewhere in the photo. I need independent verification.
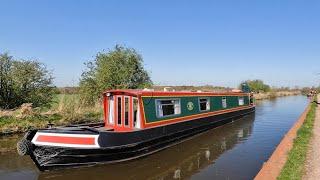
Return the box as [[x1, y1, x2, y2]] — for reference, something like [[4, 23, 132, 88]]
[[39, 114, 255, 179], [17, 85, 255, 171]]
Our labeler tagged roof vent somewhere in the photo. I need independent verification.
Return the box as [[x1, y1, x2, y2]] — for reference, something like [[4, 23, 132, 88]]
[[232, 89, 242, 93], [143, 88, 154, 91], [164, 87, 175, 92]]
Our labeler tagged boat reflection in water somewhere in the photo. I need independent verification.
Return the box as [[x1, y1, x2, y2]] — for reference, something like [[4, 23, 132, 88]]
[[39, 113, 255, 180]]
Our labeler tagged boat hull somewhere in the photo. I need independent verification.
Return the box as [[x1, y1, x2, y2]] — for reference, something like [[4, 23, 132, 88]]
[[25, 106, 255, 171]]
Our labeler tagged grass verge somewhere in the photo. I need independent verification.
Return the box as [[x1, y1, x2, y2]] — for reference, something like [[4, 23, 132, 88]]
[[0, 93, 103, 135], [278, 101, 316, 180]]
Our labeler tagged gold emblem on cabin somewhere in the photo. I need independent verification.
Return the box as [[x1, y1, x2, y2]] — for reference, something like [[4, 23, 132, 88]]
[[187, 102, 194, 111]]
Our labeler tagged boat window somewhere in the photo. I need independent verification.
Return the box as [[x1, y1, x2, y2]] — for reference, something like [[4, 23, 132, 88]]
[[117, 97, 122, 125], [156, 99, 181, 117], [222, 97, 227, 108], [124, 97, 129, 126], [133, 98, 138, 127], [108, 96, 114, 124], [199, 98, 210, 111], [238, 97, 244, 106]]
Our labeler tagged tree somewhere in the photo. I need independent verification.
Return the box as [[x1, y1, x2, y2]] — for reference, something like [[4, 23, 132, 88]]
[[0, 53, 15, 109], [79, 45, 152, 105], [240, 79, 271, 93], [0, 53, 54, 109]]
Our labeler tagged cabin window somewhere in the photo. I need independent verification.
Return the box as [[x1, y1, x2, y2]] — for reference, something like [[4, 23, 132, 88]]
[[133, 98, 138, 128], [117, 97, 122, 125], [238, 97, 244, 106], [108, 96, 114, 124], [222, 97, 227, 108], [199, 98, 210, 111], [124, 97, 129, 126], [156, 99, 181, 117]]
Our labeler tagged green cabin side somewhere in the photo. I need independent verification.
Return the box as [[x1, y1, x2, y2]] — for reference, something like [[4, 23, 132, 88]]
[[142, 95, 250, 124]]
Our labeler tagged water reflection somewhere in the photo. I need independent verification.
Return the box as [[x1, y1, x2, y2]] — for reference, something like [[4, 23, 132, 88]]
[[0, 135, 38, 179]]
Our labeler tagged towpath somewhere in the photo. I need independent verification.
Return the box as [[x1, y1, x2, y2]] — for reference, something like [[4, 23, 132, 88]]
[[304, 95, 320, 180]]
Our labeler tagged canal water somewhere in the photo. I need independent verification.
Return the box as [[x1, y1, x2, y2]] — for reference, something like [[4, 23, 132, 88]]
[[0, 96, 309, 180]]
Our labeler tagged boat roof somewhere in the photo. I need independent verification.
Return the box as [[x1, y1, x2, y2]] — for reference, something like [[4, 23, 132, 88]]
[[103, 89, 249, 97]]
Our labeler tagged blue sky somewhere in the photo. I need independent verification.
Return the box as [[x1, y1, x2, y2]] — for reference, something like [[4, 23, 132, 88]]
[[1, 0, 320, 88]]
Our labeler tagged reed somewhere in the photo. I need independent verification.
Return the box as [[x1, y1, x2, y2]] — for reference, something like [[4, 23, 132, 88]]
[[51, 94, 103, 124]]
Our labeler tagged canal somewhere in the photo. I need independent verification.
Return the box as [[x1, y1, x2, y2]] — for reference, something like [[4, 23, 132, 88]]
[[0, 96, 309, 180]]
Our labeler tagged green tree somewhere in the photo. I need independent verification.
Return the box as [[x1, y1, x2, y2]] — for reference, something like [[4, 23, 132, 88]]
[[240, 79, 271, 93], [0, 53, 54, 109], [79, 45, 152, 105]]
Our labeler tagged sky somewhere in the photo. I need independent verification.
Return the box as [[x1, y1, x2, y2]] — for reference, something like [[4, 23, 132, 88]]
[[1, 0, 320, 88]]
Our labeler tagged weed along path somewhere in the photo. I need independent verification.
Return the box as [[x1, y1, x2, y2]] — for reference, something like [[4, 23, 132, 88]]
[[304, 95, 320, 180]]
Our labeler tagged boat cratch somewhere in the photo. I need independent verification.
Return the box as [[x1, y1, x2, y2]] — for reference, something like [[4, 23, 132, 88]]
[[17, 85, 255, 171]]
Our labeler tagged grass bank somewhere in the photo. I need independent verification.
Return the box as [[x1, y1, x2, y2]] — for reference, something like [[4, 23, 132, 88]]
[[0, 94, 103, 135], [254, 91, 301, 100], [277, 101, 316, 180]]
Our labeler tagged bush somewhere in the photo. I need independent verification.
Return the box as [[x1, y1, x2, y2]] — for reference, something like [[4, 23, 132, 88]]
[[240, 79, 271, 93], [0, 53, 54, 109]]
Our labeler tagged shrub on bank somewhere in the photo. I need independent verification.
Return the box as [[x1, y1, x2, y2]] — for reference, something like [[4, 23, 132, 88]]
[[240, 79, 271, 93]]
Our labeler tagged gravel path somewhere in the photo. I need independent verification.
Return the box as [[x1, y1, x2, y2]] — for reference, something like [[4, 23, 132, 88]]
[[304, 95, 320, 180]]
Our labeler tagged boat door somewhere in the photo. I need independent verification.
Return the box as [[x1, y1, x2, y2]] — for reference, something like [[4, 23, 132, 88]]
[[104, 94, 140, 131], [115, 95, 129, 130]]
